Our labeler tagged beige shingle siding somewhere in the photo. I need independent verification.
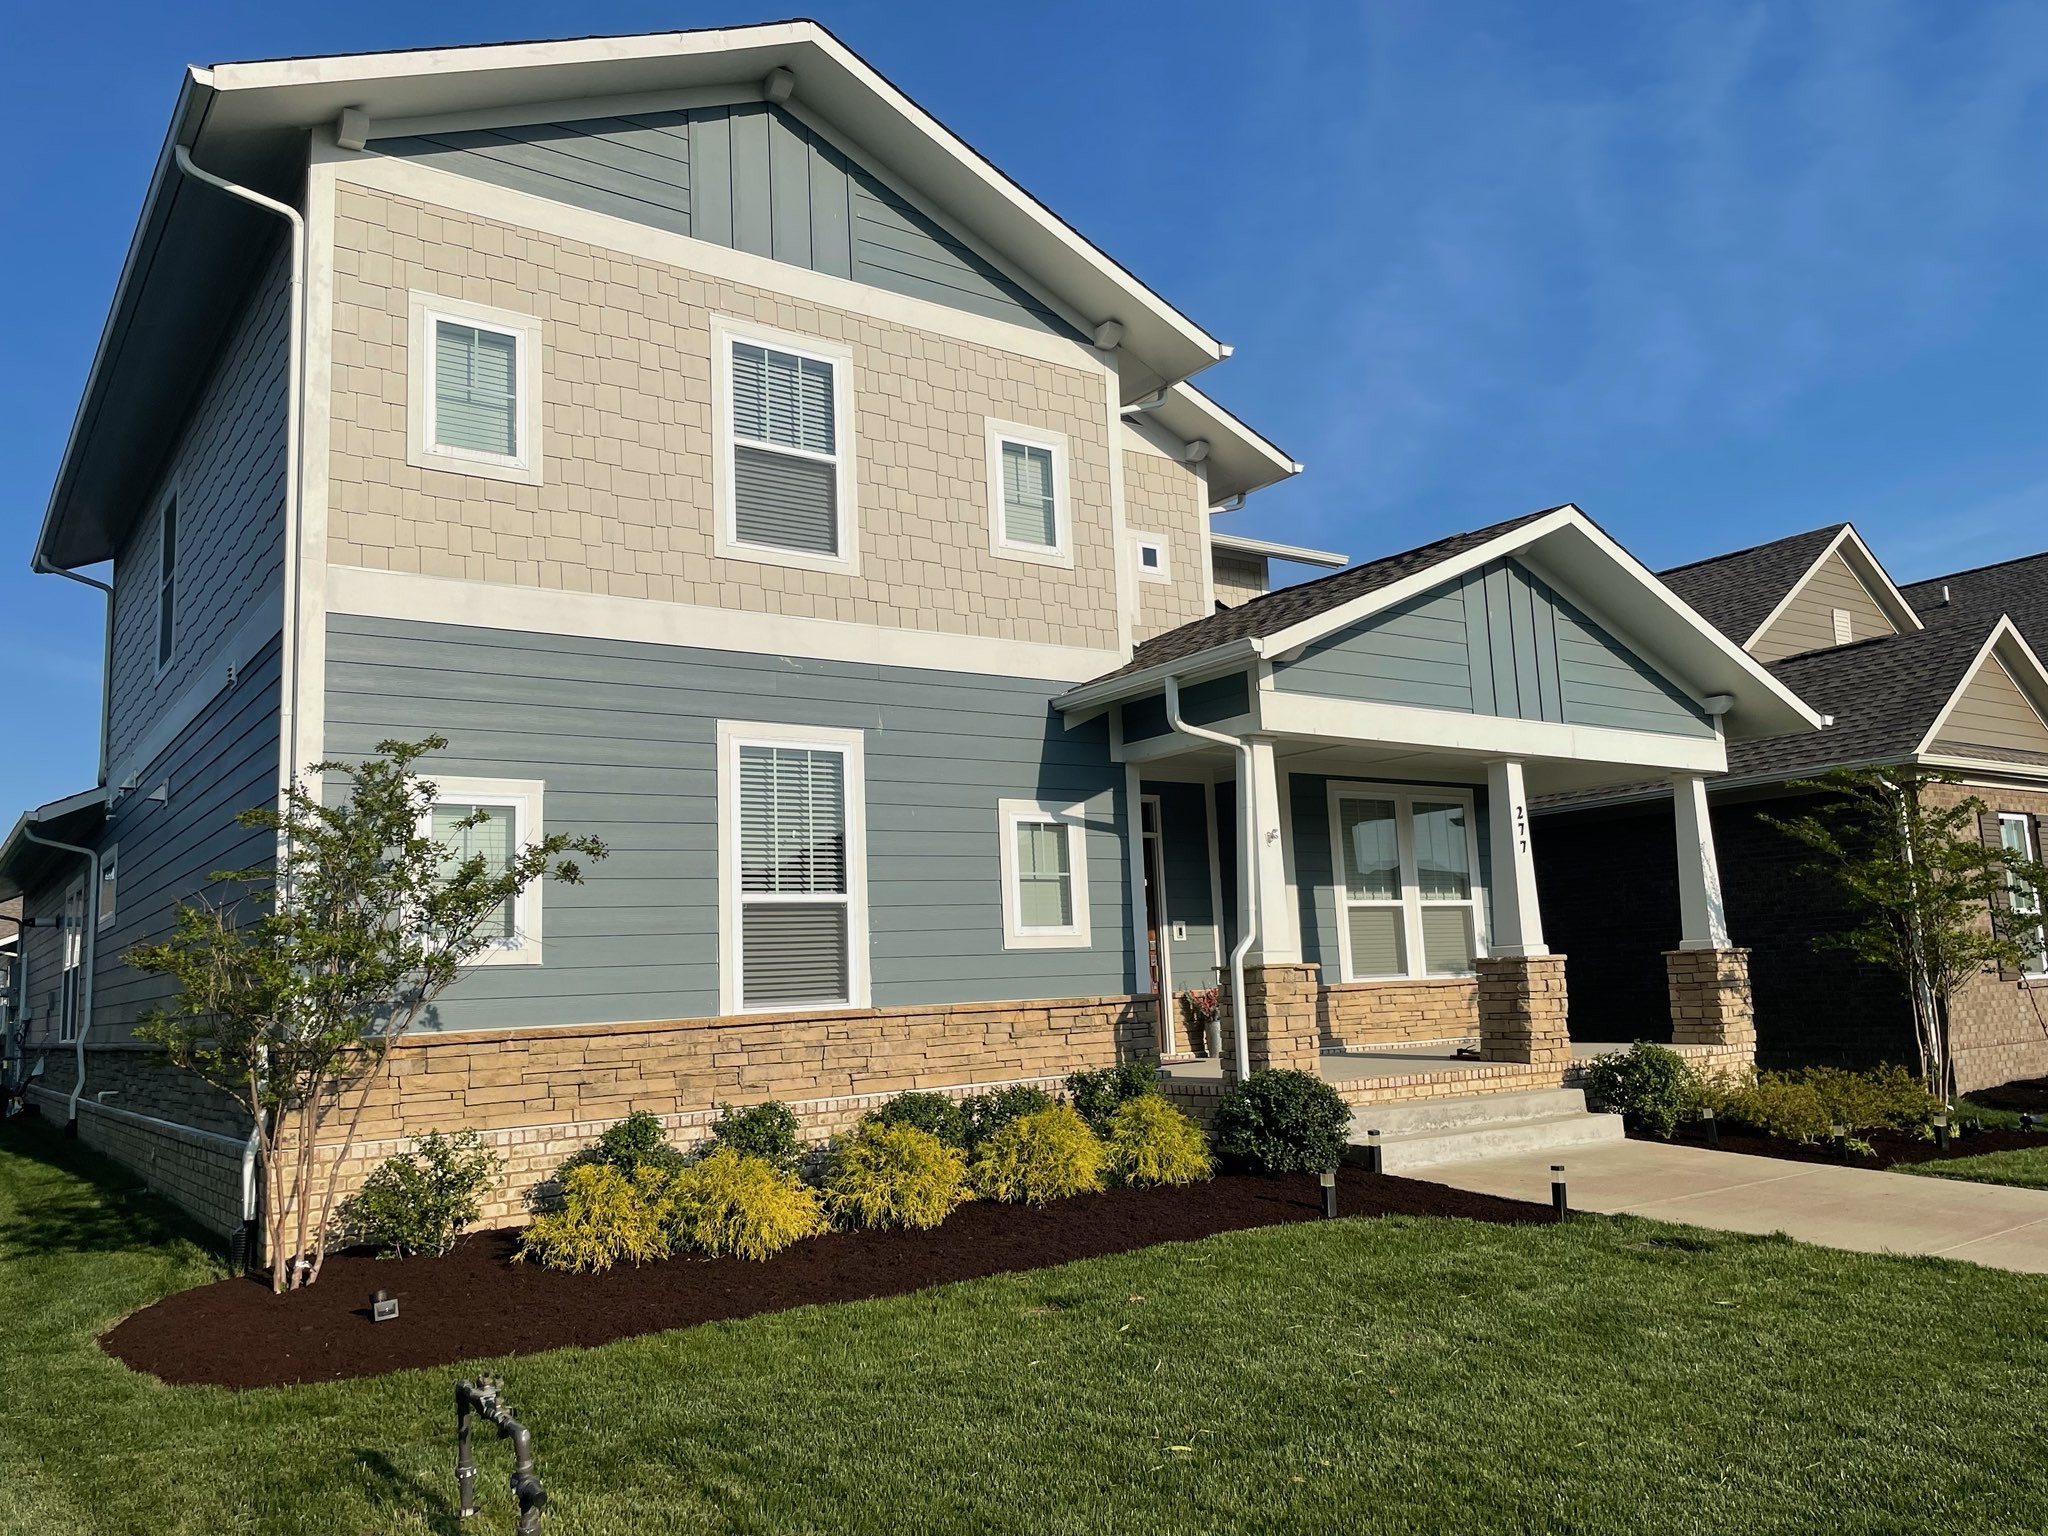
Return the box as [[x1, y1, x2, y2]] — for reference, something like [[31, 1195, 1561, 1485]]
[[1213, 552, 1267, 607], [1120, 446, 1208, 642], [1750, 549, 1898, 661], [328, 183, 1120, 650], [106, 244, 292, 766]]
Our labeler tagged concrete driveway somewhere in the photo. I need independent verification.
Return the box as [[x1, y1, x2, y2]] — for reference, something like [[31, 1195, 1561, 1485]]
[[1425, 1139, 2048, 1274]]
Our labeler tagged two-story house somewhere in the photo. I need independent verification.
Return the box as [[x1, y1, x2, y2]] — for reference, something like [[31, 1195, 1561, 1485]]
[[1, 23, 1816, 1236]]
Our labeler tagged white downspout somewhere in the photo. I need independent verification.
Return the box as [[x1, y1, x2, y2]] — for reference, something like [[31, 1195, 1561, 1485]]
[[1165, 677, 1256, 1081], [171, 144, 306, 893], [21, 825, 98, 1125]]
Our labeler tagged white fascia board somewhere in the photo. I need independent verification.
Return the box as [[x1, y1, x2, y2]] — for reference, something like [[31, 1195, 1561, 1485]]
[[1255, 692, 1729, 775], [1052, 637, 1266, 714], [1142, 383, 1303, 504], [1116, 715, 1259, 764], [1208, 531, 1347, 568], [1914, 616, 2048, 754], [198, 23, 1226, 393]]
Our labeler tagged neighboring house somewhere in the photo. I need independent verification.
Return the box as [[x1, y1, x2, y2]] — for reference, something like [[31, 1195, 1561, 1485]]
[[1536, 524, 2048, 1092], [0, 23, 1812, 1236]]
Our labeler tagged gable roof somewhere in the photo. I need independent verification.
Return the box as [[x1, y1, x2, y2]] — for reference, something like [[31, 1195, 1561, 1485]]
[[1658, 523, 1922, 654], [1903, 550, 2048, 654], [39, 20, 1279, 570], [1060, 503, 1824, 742]]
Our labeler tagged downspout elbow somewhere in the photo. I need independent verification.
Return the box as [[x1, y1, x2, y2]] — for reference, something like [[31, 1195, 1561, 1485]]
[[1164, 677, 1256, 1082]]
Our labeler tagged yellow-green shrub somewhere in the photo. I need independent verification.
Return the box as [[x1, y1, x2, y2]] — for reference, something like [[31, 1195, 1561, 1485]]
[[668, 1147, 827, 1260], [822, 1122, 971, 1231], [969, 1103, 1105, 1205], [516, 1162, 672, 1272], [1716, 1072, 1832, 1144], [1103, 1095, 1214, 1187], [1798, 1064, 1941, 1134]]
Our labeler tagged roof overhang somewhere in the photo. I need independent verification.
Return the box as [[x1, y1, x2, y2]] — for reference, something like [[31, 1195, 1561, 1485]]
[[1208, 530, 1346, 569], [1741, 523, 1925, 650], [0, 788, 107, 902], [1136, 383, 1301, 505], [1060, 504, 1826, 740]]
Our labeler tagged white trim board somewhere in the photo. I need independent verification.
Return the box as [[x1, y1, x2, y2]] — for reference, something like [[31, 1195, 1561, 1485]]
[[325, 564, 1126, 684]]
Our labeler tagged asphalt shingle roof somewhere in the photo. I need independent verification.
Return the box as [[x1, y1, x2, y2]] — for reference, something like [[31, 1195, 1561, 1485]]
[[1655, 524, 1846, 647], [1903, 552, 2048, 657], [1087, 507, 1562, 684]]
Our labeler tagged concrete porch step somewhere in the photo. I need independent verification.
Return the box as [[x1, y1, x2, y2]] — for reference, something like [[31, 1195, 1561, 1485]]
[[1346, 1088, 1625, 1173]]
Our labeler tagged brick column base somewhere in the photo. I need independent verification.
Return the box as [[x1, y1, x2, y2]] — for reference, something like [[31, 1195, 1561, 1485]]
[[1477, 954, 1571, 1067], [1217, 963, 1322, 1078], [1664, 947, 1756, 1056]]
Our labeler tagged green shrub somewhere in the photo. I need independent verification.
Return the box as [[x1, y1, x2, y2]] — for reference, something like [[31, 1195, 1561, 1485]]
[[1103, 1095, 1213, 1187], [1717, 1072, 1833, 1144], [864, 1091, 969, 1150], [969, 1103, 1106, 1205], [557, 1109, 685, 1182], [1581, 1042, 1703, 1140], [1212, 1069, 1351, 1174], [708, 1101, 804, 1171], [334, 1128, 501, 1258], [669, 1147, 828, 1260], [1064, 1059, 1160, 1133], [1798, 1064, 1941, 1135], [822, 1123, 971, 1230], [961, 1084, 1054, 1148], [516, 1162, 673, 1272]]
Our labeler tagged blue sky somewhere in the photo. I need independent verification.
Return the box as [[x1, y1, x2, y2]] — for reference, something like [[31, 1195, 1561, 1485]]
[[3, 1, 2046, 818]]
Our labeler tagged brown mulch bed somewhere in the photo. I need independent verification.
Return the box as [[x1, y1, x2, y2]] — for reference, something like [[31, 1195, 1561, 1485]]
[[103, 1169, 1548, 1390], [1629, 1123, 2048, 1166], [1970, 1077, 2048, 1114]]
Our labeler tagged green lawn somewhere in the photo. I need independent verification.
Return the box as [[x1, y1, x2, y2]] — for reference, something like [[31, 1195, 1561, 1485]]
[[1900, 1145, 2048, 1191], [7, 1121, 2048, 1534]]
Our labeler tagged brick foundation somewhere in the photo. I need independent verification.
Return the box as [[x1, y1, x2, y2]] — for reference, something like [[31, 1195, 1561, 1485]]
[[1218, 964, 1322, 1078], [1477, 955, 1571, 1067], [28, 1086, 247, 1236], [1664, 947, 1758, 1062], [1318, 977, 1480, 1048]]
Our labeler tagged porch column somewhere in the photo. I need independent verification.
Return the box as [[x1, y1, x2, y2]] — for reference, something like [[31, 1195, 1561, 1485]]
[[1217, 736, 1316, 1080], [1663, 774, 1756, 1059], [1484, 759, 1547, 956], [1244, 737, 1300, 964]]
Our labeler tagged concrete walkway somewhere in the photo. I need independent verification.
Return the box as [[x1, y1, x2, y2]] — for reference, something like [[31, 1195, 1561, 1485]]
[[1425, 1139, 2048, 1275]]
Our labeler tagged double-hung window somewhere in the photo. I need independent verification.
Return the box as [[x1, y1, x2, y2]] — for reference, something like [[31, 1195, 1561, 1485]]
[[419, 777, 546, 965], [985, 420, 1072, 565], [1999, 813, 2048, 976], [716, 320, 855, 572], [406, 291, 543, 485], [58, 880, 84, 1043], [156, 495, 177, 673], [998, 799, 1092, 949], [1329, 783, 1484, 981], [720, 723, 868, 1012]]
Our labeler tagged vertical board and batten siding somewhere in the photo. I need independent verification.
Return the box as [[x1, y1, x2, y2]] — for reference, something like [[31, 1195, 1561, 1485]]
[[369, 103, 1073, 337], [1271, 558, 1713, 739], [1288, 771, 1495, 980], [1749, 550, 1899, 662], [107, 243, 291, 769], [1142, 780, 1221, 996], [323, 615, 1132, 1031]]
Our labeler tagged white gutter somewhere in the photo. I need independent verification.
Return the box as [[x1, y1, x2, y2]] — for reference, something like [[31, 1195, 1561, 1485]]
[[1164, 676, 1254, 1081], [171, 145, 306, 886], [19, 825, 97, 1124]]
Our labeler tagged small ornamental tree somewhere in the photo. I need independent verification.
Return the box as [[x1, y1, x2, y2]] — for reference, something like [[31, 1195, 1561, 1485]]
[[128, 736, 606, 1292], [1764, 767, 2048, 1103]]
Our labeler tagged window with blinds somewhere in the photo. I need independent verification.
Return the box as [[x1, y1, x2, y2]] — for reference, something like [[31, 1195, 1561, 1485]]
[[738, 743, 852, 1008], [999, 440, 1058, 549], [998, 799, 1091, 949], [433, 319, 520, 458], [1332, 787, 1482, 981], [1999, 813, 2048, 975], [1013, 819, 1075, 929], [432, 802, 519, 941], [730, 340, 841, 557]]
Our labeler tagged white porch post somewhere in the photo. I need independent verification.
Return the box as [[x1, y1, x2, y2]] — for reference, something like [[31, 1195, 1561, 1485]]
[[1484, 759, 1547, 956], [1245, 736, 1300, 963], [1671, 772, 1731, 950]]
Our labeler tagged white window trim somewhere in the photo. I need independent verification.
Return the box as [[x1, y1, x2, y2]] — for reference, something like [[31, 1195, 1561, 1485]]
[[97, 843, 118, 932], [153, 487, 178, 679], [716, 720, 870, 1014], [1326, 780, 1488, 983], [997, 797, 1094, 950], [406, 290, 544, 486], [1999, 812, 2048, 978], [58, 877, 84, 1044], [984, 418, 1074, 568], [710, 316, 860, 577], [1134, 535, 1171, 585], [419, 776, 548, 966]]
